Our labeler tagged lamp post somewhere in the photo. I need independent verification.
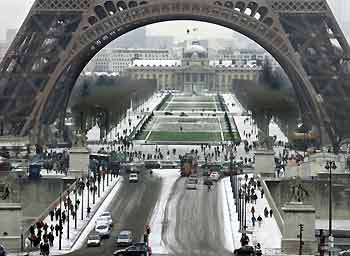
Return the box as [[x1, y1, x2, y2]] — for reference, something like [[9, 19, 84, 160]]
[[81, 178, 84, 221], [87, 177, 90, 211], [59, 191, 62, 250], [75, 181, 77, 229], [67, 188, 70, 239], [325, 160, 336, 256], [98, 174, 101, 197]]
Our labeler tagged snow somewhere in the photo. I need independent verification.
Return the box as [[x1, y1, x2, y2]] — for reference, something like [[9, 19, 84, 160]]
[[148, 169, 179, 254], [220, 177, 240, 251], [26, 175, 122, 255], [131, 59, 181, 67], [269, 120, 288, 143], [87, 92, 165, 147], [222, 175, 282, 251]]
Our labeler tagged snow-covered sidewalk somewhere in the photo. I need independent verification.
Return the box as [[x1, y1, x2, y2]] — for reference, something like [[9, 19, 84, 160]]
[[25, 174, 122, 254], [222, 175, 282, 252]]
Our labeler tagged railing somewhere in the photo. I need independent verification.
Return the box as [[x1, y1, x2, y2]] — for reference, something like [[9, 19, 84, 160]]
[[259, 176, 285, 234], [23, 180, 77, 239]]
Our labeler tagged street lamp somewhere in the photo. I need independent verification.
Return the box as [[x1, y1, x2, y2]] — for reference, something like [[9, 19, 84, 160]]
[[325, 160, 336, 256], [75, 181, 77, 229], [67, 188, 70, 239]]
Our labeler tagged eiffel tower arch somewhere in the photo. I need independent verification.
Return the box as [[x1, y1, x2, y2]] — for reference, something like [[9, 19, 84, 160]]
[[0, 0, 349, 147]]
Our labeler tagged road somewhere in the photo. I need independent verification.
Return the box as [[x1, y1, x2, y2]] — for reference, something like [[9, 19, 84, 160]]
[[162, 177, 232, 256], [67, 171, 161, 256]]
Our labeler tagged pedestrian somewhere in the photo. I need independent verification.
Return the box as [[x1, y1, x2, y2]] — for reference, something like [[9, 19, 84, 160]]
[[255, 243, 262, 256], [269, 209, 273, 217], [257, 215, 263, 227], [48, 232, 54, 247], [252, 194, 258, 204], [50, 225, 54, 233], [244, 173, 248, 182], [54, 224, 59, 237], [145, 225, 151, 235], [43, 223, 48, 233], [261, 189, 264, 198], [251, 215, 257, 227], [264, 207, 269, 218], [251, 206, 255, 216], [40, 242, 44, 255], [49, 210, 54, 222], [62, 211, 66, 224], [55, 208, 60, 221]]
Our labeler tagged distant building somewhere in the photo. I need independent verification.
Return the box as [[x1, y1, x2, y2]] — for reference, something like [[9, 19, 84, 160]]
[[109, 27, 146, 48], [125, 41, 261, 93], [217, 48, 279, 70], [146, 35, 174, 49], [92, 48, 170, 73]]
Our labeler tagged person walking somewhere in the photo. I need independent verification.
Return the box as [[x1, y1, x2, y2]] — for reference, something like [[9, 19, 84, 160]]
[[251, 215, 257, 227], [257, 215, 263, 227], [261, 189, 264, 198], [54, 224, 59, 237], [50, 224, 54, 233], [49, 210, 54, 222], [264, 207, 269, 218], [62, 211, 66, 224], [269, 209, 273, 217], [48, 232, 54, 247], [251, 206, 255, 216]]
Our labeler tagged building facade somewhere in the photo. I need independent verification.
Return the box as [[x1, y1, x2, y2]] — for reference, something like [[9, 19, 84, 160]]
[[125, 41, 262, 93], [92, 48, 170, 74]]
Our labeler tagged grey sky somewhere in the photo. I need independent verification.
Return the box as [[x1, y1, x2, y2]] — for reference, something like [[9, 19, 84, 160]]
[[0, 0, 340, 41]]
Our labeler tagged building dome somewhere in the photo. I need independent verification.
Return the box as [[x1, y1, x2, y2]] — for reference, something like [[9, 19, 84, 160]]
[[183, 41, 208, 59]]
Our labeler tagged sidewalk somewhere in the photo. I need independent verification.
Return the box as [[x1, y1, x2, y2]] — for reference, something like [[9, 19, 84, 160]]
[[87, 92, 166, 147], [24, 174, 122, 255], [222, 175, 282, 252]]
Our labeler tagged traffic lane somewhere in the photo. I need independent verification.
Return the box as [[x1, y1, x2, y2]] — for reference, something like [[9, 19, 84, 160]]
[[67, 171, 161, 256], [163, 177, 232, 256]]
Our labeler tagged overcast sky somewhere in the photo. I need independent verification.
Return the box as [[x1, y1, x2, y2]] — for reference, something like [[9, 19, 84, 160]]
[[0, 0, 339, 41]]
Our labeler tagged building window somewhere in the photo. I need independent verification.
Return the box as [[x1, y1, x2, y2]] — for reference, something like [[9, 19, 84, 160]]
[[200, 74, 205, 82], [193, 73, 198, 82], [185, 73, 190, 82]]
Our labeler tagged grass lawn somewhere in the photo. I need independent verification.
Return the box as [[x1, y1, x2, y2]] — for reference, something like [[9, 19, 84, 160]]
[[147, 131, 223, 142]]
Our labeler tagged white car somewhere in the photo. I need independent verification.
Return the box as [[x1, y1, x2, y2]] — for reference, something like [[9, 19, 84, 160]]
[[129, 173, 139, 183], [95, 223, 111, 238], [87, 234, 101, 247], [116, 230, 133, 247], [209, 171, 220, 182], [96, 216, 113, 227]]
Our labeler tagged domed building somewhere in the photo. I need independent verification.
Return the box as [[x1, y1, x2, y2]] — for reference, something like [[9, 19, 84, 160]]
[[125, 41, 262, 93]]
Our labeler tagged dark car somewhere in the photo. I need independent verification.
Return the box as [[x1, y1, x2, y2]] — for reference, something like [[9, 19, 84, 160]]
[[0, 244, 7, 256], [113, 242, 150, 256]]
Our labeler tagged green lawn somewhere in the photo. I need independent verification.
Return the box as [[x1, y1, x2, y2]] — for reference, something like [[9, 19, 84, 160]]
[[147, 131, 223, 142]]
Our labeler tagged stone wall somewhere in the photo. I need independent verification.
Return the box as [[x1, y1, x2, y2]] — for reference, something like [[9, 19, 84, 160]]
[[266, 176, 350, 219]]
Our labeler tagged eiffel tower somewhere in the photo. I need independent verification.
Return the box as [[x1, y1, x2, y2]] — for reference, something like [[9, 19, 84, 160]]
[[0, 0, 349, 148]]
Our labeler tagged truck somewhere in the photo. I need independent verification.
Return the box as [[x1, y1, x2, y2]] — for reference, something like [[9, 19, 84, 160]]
[[180, 153, 197, 177]]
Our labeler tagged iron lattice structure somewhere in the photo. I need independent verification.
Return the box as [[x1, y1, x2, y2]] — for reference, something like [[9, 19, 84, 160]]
[[0, 0, 349, 146]]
